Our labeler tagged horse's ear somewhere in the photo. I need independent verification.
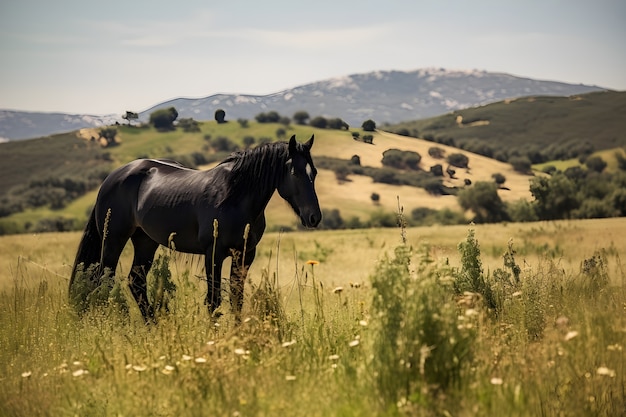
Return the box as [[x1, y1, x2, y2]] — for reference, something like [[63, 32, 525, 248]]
[[304, 135, 314, 151], [288, 135, 297, 154]]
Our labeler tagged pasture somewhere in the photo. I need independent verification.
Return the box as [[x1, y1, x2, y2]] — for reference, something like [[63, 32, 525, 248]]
[[1, 218, 624, 416]]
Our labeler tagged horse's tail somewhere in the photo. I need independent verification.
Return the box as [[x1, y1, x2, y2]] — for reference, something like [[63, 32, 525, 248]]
[[69, 207, 102, 310]]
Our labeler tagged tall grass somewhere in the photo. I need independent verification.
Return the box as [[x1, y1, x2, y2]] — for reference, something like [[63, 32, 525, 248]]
[[0, 223, 624, 416]]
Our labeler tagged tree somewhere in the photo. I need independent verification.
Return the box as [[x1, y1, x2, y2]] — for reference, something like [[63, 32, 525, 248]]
[[215, 109, 226, 124], [529, 173, 579, 220], [370, 193, 380, 204], [492, 173, 506, 187], [447, 153, 469, 169], [362, 119, 376, 132], [327, 118, 349, 130], [149, 107, 178, 130], [122, 111, 138, 126], [585, 156, 607, 173], [266, 111, 281, 123], [309, 116, 328, 129], [457, 181, 509, 223], [276, 128, 287, 139], [293, 111, 310, 125], [350, 155, 361, 166], [428, 146, 445, 159], [509, 156, 532, 173], [98, 127, 118, 147], [178, 118, 200, 132], [243, 136, 255, 149]]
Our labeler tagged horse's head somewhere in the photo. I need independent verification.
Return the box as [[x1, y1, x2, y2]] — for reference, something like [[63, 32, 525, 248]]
[[278, 135, 322, 228]]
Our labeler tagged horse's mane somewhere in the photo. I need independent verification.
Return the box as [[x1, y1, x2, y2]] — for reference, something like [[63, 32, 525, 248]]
[[216, 141, 290, 205]]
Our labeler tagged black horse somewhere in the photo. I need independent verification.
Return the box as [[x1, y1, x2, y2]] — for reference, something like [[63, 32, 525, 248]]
[[69, 135, 321, 320]]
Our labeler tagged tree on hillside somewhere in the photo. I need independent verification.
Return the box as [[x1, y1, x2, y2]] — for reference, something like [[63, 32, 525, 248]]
[[585, 156, 607, 173], [215, 109, 226, 124], [529, 173, 579, 220], [98, 127, 118, 147], [309, 116, 328, 129], [362, 119, 376, 132], [149, 107, 178, 130], [293, 111, 310, 125], [447, 153, 469, 169], [458, 181, 509, 223], [122, 111, 138, 126]]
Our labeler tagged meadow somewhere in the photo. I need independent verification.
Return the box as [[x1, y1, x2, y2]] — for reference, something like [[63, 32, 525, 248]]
[[0, 218, 624, 416]]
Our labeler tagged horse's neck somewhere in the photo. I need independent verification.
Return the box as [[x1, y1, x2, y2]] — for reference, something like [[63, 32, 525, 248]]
[[218, 155, 283, 215]]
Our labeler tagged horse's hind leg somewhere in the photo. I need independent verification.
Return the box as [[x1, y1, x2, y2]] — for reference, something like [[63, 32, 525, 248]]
[[230, 246, 256, 323], [129, 229, 159, 319]]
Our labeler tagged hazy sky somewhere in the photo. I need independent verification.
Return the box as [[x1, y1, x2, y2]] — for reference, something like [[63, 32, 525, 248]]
[[1, 0, 624, 115]]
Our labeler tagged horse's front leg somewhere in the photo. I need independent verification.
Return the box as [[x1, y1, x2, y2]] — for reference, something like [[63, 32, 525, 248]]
[[205, 249, 226, 317], [230, 246, 256, 323]]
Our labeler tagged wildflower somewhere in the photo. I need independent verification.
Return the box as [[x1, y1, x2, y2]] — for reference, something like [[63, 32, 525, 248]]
[[305, 260, 319, 265], [328, 354, 340, 360], [72, 369, 87, 377], [182, 354, 192, 361], [281, 340, 296, 348], [234, 348, 250, 356], [332, 286, 344, 294], [596, 367, 616, 377], [21, 371, 32, 378], [285, 375, 297, 381], [564, 331, 579, 341], [349, 339, 360, 347], [358, 320, 368, 327], [162, 365, 175, 375], [132, 365, 147, 372], [194, 357, 207, 364], [607, 344, 622, 351], [490, 377, 504, 385]]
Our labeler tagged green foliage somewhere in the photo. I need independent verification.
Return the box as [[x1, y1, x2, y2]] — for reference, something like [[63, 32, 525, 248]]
[[149, 107, 178, 130], [361, 119, 376, 132], [381, 148, 422, 170], [98, 127, 118, 147], [530, 173, 579, 220], [428, 146, 445, 159], [309, 116, 327, 129], [122, 111, 139, 125], [385, 91, 626, 164], [292, 111, 310, 125], [509, 156, 532, 173], [453, 228, 496, 310], [214, 109, 226, 124], [458, 182, 509, 223], [177, 118, 201, 133], [371, 242, 477, 408], [208, 136, 239, 152], [447, 152, 469, 168], [585, 155, 607, 173]]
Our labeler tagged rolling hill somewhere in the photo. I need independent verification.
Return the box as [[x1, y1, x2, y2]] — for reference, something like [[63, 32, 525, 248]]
[[0, 121, 536, 234], [385, 90, 626, 162], [2, 88, 624, 235], [0, 68, 606, 141]]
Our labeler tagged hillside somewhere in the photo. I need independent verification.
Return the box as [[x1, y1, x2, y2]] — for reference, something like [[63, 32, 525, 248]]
[[0, 68, 605, 141], [385, 90, 626, 162], [0, 121, 536, 233]]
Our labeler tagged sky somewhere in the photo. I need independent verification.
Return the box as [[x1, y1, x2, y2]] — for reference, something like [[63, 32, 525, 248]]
[[1, 0, 625, 115]]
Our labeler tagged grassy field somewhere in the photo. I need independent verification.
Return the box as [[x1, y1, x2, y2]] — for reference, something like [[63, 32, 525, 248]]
[[0, 218, 624, 416]]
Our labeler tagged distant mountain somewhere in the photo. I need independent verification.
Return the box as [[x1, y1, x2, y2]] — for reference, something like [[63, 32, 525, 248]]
[[0, 68, 607, 141], [0, 111, 120, 142]]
